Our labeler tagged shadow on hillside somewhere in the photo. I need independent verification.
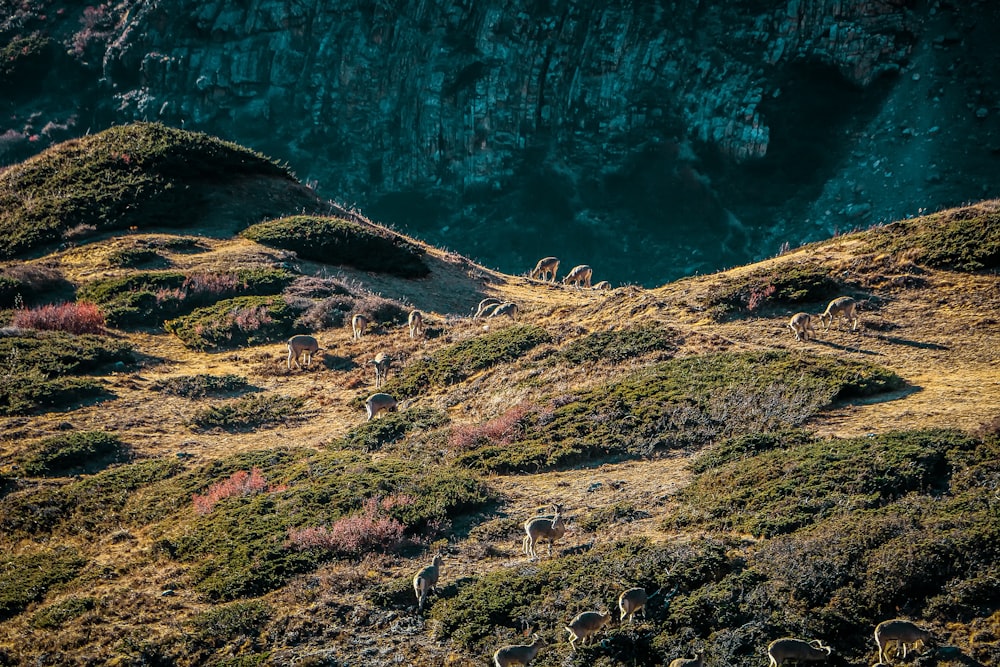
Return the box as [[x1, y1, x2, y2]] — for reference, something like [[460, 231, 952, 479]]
[[873, 334, 949, 350]]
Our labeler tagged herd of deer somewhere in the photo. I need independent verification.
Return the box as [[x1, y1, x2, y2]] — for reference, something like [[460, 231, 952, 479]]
[[286, 257, 896, 665]]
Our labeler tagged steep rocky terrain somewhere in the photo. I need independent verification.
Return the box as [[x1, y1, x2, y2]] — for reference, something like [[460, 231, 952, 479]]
[[0, 125, 998, 666], [2, 1, 999, 283]]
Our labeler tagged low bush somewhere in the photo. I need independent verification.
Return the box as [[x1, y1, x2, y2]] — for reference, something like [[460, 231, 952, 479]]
[[105, 246, 162, 268], [557, 325, 678, 365], [151, 374, 249, 397], [29, 596, 96, 629], [190, 600, 271, 647], [285, 496, 409, 558], [193, 468, 284, 515], [456, 351, 903, 473], [242, 215, 430, 278], [78, 268, 295, 329], [165, 295, 305, 350], [384, 324, 552, 398], [0, 547, 87, 621], [0, 263, 73, 308], [18, 431, 128, 476], [339, 407, 448, 452], [864, 201, 1000, 271], [704, 263, 846, 320], [190, 394, 305, 431], [11, 301, 105, 334]]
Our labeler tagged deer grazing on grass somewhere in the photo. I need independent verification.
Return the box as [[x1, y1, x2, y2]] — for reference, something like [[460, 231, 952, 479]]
[[286, 334, 322, 369], [767, 637, 832, 666], [493, 633, 546, 667], [529, 256, 560, 282], [365, 392, 397, 421], [475, 297, 503, 318], [874, 619, 933, 664], [565, 611, 611, 651], [523, 503, 566, 559], [562, 264, 593, 288], [819, 296, 859, 331], [351, 313, 369, 339], [412, 552, 443, 612], [369, 352, 391, 389], [618, 587, 648, 625], [490, 302, 519, 319], [593, 280, 612, 290], [787, 312, 817, 342], [408, 309, 425, 339], [669, 649, 705, 667]]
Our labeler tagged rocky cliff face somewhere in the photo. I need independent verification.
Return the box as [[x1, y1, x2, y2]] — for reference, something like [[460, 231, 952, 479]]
[[2, 0, 997, 284]]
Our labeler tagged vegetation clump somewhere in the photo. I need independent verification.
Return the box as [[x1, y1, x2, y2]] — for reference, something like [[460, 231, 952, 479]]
[[78, 268, 295, 329], [704, 263, 846, 320], [0, 331, 133, 415], [190, 394, 306, 431], [456, 350, 903, 473], [17, 430, 128, 476], [151, 373, 250, 397], [384, 324, 552, 398], [0, 122, 317, 259], [0, 548, 87, 621], [242, 215, 430, 278], [557, 324, 678, 364], [164, 295, 305, 350], [29, 596, 96, 630], [864, 201, 1000, 271]]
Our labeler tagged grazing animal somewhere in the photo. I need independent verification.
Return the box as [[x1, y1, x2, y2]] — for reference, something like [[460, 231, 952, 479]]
[[819, 296, 859, 331], [669, 649, 705, 667], [565, 611, 611, 651], [523, 503, 566, 559], [413, 553, 443, 612], [618, 587, 648, 625], [475, 297, 503, 318], [408, 309, 425, 339], [493, 633, 546, 667], [352, 313, 370, 339], [593, 280, 612, 290], [529, 256, 560, 282], [369, 352, 391, 389], [874, 619, 933, 664], [787, 312, 817, 342], [562, 264, 593, 288], [767, 637, 832, 666], [490, 302, 519, 319], [286, 334, 321, 369], [365, 392, 398, 421]]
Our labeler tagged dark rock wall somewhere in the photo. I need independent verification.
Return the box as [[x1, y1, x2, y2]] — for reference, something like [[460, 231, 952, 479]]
[[2, 0, 997, 284]]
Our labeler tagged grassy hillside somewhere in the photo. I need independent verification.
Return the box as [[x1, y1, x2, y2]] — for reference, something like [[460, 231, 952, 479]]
[[0, 126, 999, 666]]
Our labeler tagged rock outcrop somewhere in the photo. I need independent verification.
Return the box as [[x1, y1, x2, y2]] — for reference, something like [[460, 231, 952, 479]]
[[1, 1, 997, 284]]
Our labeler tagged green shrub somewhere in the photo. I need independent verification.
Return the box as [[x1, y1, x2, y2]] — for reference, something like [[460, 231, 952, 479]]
[[0, 33, 54, 92], [0, 547, 87, 621], [78, 268, 295, 329], [0, 122, 319, 259], [190, 394, 305, 431], [242, 215, 429, 278], [30, 596, 96, 629], [384, 324, 552, 398], [704, 263, 846, 320], [864, 203, 1000, 271], [338, 407, 448, 452], [18, 431, 128, 476], [190, 600, 271, 646], [105, 246, 163, 268], [0, 332, 133, 414], [674, 429, 978, 537], [165, 295, 305, 350], [557, 325, 678, 365], [0, 458, 185, 538], [456, 351, 903, 473], [151, 374, 250, 397]]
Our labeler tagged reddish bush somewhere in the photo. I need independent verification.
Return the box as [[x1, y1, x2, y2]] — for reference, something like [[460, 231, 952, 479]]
[[285, 496, 410, 557], [11, 301, 105, 334], [746, 284, 777, 312], [192, 467, 281, 515], [449, 402, 535, 451]]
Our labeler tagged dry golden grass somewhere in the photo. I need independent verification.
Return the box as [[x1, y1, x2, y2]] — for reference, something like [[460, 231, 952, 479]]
[[1, 202, 998, 665]]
